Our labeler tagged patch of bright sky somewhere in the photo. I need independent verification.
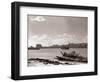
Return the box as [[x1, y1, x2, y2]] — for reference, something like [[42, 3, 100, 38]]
[[28, 15, 87, 47]]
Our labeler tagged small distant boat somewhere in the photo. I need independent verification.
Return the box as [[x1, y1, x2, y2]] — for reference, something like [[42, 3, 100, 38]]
[[28, 46, 40, 50], [60, 43, 70, 49], [60, 46, 69, 49], [28, 47, 40, 50]]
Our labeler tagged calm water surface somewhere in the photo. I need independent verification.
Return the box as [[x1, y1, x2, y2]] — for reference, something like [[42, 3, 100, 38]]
[[28, 48, 87, 60]]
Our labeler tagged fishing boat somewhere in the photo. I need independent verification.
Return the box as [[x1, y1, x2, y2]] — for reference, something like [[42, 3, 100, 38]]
[[61, 51, 79, 58], [60, 51, 87, 62]]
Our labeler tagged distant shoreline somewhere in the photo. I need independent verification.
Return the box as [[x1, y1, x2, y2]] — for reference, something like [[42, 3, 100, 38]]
[[28, 47, 87, 50], [28, 43, 87, 50]]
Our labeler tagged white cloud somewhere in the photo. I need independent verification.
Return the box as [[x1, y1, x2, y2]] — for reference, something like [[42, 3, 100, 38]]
[[28, 34, 87, 47], [30, 16, 46, 22], [28, 34, 50, 47], [82, 36, 87, 43], [38, 34, 47, 40]]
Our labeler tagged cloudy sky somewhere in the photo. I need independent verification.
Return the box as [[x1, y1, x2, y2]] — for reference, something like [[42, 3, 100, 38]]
[[28, 15, 88, 47]]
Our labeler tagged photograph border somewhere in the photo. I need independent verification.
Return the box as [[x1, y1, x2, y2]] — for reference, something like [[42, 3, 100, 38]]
[[11, 1, 98, 80]]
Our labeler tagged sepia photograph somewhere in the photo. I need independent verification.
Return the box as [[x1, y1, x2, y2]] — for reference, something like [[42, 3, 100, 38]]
[[11, 2, 97, 80], [27, 15, 88, 66]]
